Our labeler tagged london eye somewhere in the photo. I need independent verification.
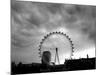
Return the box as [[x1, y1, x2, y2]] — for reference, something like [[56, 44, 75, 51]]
[[38, 31, 74, 65]]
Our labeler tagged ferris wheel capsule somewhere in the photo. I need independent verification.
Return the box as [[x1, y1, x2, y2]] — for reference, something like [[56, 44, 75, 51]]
[[52, 32, 55, 34], [63, 33, 66, 36], [69, 38, 71, 40], [42, 39, 45, 42], [38, 48, 41, 51], [46, 34, 49, 37], [71, 42, 73, 45], [66, 35, 69, 38], [49, 33, 52, 35], [72, 46, 74, 49], [40, 41, 43, 45], [55, 31, 57, 33], [44, 36, 47, 39], [70, 40, 72, 43]]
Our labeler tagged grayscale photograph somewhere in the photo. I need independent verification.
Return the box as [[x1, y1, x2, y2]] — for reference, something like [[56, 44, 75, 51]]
[[11, 0, 96, 74]]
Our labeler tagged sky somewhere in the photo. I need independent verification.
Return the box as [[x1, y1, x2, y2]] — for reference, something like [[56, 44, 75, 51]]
[[11, 0, 96, 64]]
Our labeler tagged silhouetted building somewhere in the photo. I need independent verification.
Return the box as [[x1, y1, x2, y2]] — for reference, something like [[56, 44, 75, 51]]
[[11, 57, 96, 74]]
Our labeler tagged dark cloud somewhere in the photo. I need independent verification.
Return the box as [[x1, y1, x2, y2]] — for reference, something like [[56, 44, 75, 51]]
[[81, 20, 96, 42], [65, 5, 96, 18], [11, 2, 22, 13], [11, 34, 24, 48], [62, 5, 96, 42], [11, 1, 50, 28], [26, 15, 41, 26], [25, 13, 48, 27], [11, 33, 34, 48], [45, 3, 62, 14], [11, 2, 96, 47]]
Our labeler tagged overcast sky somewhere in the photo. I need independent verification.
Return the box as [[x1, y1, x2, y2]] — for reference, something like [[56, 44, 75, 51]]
[[11, 0, 96, 64]]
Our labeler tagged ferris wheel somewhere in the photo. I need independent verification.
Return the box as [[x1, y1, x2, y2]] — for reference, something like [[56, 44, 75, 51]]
[[38, 31, 74, 65]]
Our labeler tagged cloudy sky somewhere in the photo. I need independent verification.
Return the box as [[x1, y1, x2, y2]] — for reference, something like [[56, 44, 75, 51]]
[[11, 0, 96, 64]]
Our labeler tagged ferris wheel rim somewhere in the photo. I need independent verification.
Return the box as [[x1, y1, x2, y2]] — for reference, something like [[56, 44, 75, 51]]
[[38, 31, 74, 59]]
